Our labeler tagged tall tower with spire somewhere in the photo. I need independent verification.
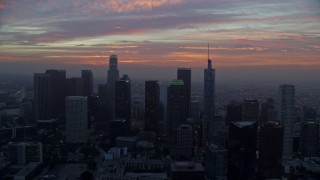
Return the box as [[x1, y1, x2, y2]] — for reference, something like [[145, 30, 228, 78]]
[[107, 55, 120, 119], [203, 44, 216, 146]]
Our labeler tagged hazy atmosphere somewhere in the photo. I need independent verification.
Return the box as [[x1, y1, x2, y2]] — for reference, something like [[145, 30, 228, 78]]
[[1, 0, 320, 82]]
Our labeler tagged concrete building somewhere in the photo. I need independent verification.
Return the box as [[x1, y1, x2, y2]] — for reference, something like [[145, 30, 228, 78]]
[[65, 96, 88, 143], [8, 142, 43, 166]]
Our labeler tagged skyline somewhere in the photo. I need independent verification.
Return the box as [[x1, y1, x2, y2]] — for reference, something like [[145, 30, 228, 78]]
[[0, 0, 320, 82]]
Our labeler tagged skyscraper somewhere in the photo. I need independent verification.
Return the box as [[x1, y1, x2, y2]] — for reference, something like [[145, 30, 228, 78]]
[[67, 77, 83, 96], [258, 121, 283, 179], [227, 121, 257, 180], [34, 69, 66, 120], [203, 52, 215, 146], [65, 96, 88, 143], [226, 101, 242, 124], [177, 124, 193, 159], [81, 70, 93, 96], [115, 75, 131, 130], [177, 68, 191, 117], [300, 120, 319, 157], [34, 73, 51, 120], [45, 69, 66, 119], [145, 80, 160, 132], [166, 80, 187, 147], [107, 55, 120, 119], [260, 98, 276, 122], [242, 99, 259, 122], [278, 84, 295, 160]]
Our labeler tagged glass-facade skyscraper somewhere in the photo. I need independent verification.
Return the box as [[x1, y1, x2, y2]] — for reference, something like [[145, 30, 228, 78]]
[[203, 59, 215, 146]]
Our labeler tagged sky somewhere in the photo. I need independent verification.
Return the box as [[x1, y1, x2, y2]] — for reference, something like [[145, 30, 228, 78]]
[[0, 0, 320, 83]]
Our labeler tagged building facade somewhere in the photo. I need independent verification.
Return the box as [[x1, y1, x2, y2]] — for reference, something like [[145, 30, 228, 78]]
[[278, 84, 295, 160], [65, 96, 88, 143], [145, 80, 160, 132]]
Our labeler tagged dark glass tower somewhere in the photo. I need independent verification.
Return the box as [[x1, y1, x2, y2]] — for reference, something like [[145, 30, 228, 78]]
[[203, 58, 215, 146], [177, 68, 191, 118], [258, 121, 283, 179], [45, 69, 66, 119], [81, 70, 93, 96], [34, 73, 51, 120], [166, 80, 187, 146], [226, 101, 242, 124], [145, 80, 160, 132], [242, 99, 259, 122], [115, 75, 131, 130], [67, 77, 83, 96], [227, 121, 257, 180], [107, 55, 120, 119]]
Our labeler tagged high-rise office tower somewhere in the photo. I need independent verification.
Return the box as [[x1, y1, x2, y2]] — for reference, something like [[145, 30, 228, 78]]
[[81, 70, 93, 96], [260, 98, 276, 123], [8, 142, 43, 166], [45, 70, 66, 119], [191, 100, 200, 121], [227, 121, 257, 180], [34, 73, 51, 120], [65, 96, 88, 143], [98, 84, 108, 103], [67, 77, 83, 96], [300, 120, 319, 157], [177, 68, 191, 117], [242, 99, 259, 122], [166, 80, 187, 146], [145, 80, 160, 132], [177, 124, 193, 159], [203, 52, 215, 146], [205, 144, 228, 180], [107, 55, 120, 119], [278, 84, 295, 160], [258, 121, 283, 179], [226, 101, 242, 124], [115, 75, 131, 130]]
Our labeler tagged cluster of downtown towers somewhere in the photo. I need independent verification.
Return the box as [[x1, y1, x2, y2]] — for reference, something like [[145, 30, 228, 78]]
[[34, 54, 296, 178], [34, 55, 217, 145]]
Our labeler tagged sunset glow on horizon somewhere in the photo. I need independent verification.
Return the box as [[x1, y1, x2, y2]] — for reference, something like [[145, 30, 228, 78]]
[[0, 0, 320, 81]]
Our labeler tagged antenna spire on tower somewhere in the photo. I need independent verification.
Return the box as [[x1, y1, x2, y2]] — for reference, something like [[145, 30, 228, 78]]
[[208, 43, 210, 60]]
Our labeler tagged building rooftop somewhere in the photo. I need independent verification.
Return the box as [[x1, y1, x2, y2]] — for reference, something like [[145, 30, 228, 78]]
[[15, 162, 40, 177], [66, 96, 87, 101], [172, 162, 204, 171], [232, 121, 256, 128], [171, 79, 184, 86]]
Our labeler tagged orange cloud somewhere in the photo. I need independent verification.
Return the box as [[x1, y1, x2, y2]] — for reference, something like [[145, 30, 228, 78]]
[[108, 0, 182, 13]]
